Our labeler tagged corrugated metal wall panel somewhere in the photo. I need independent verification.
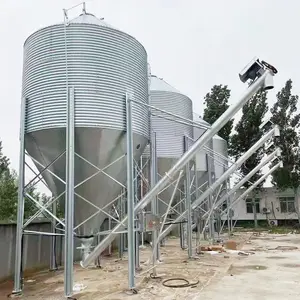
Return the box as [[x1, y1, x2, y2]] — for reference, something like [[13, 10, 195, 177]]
[[149, 89, 193, 158], [23, 17, 149, 138]]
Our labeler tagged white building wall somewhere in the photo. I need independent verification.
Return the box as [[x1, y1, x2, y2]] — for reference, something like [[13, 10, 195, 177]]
[[221, 187, 299, 221]]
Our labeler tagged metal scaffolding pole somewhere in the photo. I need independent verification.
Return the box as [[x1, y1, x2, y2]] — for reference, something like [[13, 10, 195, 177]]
[[184, 136, 193, 258], [81, 66, 275, 268], [126, 94, 136, 291], [12, 97, 27, 295], [221, 162, 282, 218], [64, 86, 75, 297], [159, 126, 279, 241]]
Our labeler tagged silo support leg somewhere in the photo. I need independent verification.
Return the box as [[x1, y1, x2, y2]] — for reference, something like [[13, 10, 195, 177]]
[[12, 97, 26, 295], [126, 94, 136, 291], [184, 136, 193, 258], [64, 86, 75, 298]]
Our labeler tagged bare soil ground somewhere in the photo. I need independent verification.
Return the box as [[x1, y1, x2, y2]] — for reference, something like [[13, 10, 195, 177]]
[[2, 231, 299, 300]]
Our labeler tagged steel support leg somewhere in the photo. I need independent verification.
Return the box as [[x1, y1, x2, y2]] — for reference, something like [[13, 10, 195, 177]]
[[119, 191, 124, 258], [50, 198, 58, 270], [64, 86, 75, 297], [150, 132, 159, 275], [194, 162, 201, 249], [134, 166, 140, 270], [126, 94, 135, 290], [227, 185, 231, 236], [207, 151, 215, 240], [180, 194, 186, 249], [184, 137, 193, 258], [12, 97, 27, 295], [108, 216, 112, 255]]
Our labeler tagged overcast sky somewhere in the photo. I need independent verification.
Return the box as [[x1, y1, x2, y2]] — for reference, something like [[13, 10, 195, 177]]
[[0, 0, 299, 192]]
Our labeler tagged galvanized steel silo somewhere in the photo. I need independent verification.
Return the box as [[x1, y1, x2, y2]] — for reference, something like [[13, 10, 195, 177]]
[[149, 75, 193, 216], [213, 135, 228, 179], [23, 12, 149, 237], [192, 113, 228, 193], [192, 113, 213, 196]]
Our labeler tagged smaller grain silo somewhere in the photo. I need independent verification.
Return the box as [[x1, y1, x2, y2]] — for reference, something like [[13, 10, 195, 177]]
[[213, 136, 228, 179], [144, 75, 194, 218], [193, 113, 213, 195], [192, 113, 228, 196]]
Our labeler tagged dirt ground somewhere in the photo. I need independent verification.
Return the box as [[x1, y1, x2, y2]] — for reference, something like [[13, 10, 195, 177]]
[[1, 231, 300, 300]]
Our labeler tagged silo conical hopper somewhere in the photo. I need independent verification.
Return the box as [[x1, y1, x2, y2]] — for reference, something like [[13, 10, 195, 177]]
[[22, 12, 150, 239], [143, 75, 193, 219]]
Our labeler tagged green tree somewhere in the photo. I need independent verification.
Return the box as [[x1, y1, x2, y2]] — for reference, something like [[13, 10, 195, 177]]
[[203, 84, 233, 145], [270, 79, 300, 222], [0, 172, 51, 221], [0, 141, 17, 221], [230, 90, 269, 227], [0, 170, 18, 221], [0, 139, 51, 221], [0, 141, 9, 174]]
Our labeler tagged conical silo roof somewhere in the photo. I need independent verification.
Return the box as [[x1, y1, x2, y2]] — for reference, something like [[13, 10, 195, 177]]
[[69, 13, 115, 28], [150, 75, 182, 94]]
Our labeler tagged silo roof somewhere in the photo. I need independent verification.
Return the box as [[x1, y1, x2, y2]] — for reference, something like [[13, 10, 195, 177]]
[[150, 75, 182, 94], [69, 13, 115, 29], [193, 112, 211, 128], [193, 112, 225, 141]]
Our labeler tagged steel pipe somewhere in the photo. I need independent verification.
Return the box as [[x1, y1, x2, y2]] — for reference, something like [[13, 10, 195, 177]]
[[221, 162, 282, 217], [81, 68, 274, 268], [126, 94, 136, 289], [196, 147, 280, 224], [159, 125, 278, 241], [64, 86, 75, 297], [12, 97, 27, 295]]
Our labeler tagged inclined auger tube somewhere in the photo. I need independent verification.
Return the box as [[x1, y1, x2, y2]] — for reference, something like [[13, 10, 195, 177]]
[[159, 125, 279, 242], [81, 67, 276, 268]]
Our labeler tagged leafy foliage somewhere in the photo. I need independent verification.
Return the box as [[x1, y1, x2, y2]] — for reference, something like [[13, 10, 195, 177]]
[[270, 79, 300, 190], [0, 139, 52, 221], [0, 141, 9, 174], [203, 84, 233, 145], [0, 170, 18, 220], [229, 90, 269, 188]]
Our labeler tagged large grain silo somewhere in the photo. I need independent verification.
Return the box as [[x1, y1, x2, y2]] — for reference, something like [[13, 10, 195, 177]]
[[147, 75, 193, 217], [22, 11, 149, 238]]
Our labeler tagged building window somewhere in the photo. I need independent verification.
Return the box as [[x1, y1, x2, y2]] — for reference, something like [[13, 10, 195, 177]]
[[279, 197, 296, 213], [222, 202, 227, 212], [246, 198, 260, 214]]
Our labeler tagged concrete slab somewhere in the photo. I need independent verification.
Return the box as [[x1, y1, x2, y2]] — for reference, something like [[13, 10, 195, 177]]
[[198, 233, 300, 300]]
